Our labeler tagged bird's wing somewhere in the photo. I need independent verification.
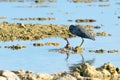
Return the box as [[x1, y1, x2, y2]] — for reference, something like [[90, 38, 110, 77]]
[[76, 27, 95, 40]]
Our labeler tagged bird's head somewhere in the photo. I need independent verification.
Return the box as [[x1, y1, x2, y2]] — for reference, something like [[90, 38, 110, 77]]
[[69, 25, 76, 34]]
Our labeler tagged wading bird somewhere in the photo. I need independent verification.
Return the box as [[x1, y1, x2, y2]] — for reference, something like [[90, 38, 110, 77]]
[[65, 25, 95, 48]]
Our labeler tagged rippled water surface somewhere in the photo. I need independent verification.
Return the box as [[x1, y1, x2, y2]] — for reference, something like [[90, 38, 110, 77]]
[[0, 0, 120, 73]]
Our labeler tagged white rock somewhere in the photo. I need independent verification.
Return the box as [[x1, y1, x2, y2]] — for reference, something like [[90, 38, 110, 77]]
[[0, 76, 6, 80], [0, 70, 20, 80], [53, 74, 77, 80]]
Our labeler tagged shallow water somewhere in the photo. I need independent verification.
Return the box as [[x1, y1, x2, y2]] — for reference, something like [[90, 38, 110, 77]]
[[0, 0, 120, 74]]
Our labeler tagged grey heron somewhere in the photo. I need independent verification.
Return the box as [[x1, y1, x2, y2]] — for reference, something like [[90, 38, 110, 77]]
[[65, 25, 95, 48]]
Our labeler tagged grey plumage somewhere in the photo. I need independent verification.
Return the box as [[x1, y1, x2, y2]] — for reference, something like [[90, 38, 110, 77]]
[[64, 25, 95, 48], [69, 25, 95, 40]]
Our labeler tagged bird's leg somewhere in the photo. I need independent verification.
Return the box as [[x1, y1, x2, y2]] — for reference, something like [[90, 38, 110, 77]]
[[80, 38, 84, 46], [80, 54, 85, 64], [65, 52, 70, 61], [64, 38, 70, 48]]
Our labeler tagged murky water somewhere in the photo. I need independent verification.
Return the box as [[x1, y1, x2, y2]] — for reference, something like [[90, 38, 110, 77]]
[[0, 0, 120, 73]]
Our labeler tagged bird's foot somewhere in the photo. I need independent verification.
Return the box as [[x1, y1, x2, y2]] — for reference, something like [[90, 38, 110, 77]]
[[74, 46, 82, 53]]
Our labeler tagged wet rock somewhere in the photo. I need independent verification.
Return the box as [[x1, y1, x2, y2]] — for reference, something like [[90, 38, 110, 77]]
[[13, 70, 53, 80], [0, 16, 6, 19], [13, 17, 56, 21], [53, 73, 76, 80], [0, 70, 20, 80], [33, 42, 60, 47], [98, 4, 110, 7], [35, 0, 56, 3], [45, 42, 60, 46], [1, 62, 119, 80], [17, 23, 25, 28], [75, 19, 96, 23], [107, 50, 117, 53], [100, 62, 120, 79], [89, 49, 105, 53], [69, 0, 109, 3], [94, 26, 101, 29], [67, 19, 73, 22], [95, 32, 112, 36], [89, 49, 120, 54], [4, 44, 26, 50], [69, 62, 120, 79], [33, 42, 44, 46]]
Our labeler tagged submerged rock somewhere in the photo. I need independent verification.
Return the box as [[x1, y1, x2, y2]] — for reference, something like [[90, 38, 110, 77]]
[[45, 42, 60, 46], [4, 44, 26, 50], [33, 42, 44, 46], [49, 46, 82, 54], [75, 19, 96, 23], [89, 49, 120, 53]]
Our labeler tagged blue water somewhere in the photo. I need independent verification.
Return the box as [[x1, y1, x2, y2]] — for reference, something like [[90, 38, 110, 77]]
[[0, 0, 120, 73]]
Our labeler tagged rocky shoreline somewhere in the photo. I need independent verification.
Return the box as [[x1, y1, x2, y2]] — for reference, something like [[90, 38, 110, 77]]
[[0, 62, 119, 80]]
